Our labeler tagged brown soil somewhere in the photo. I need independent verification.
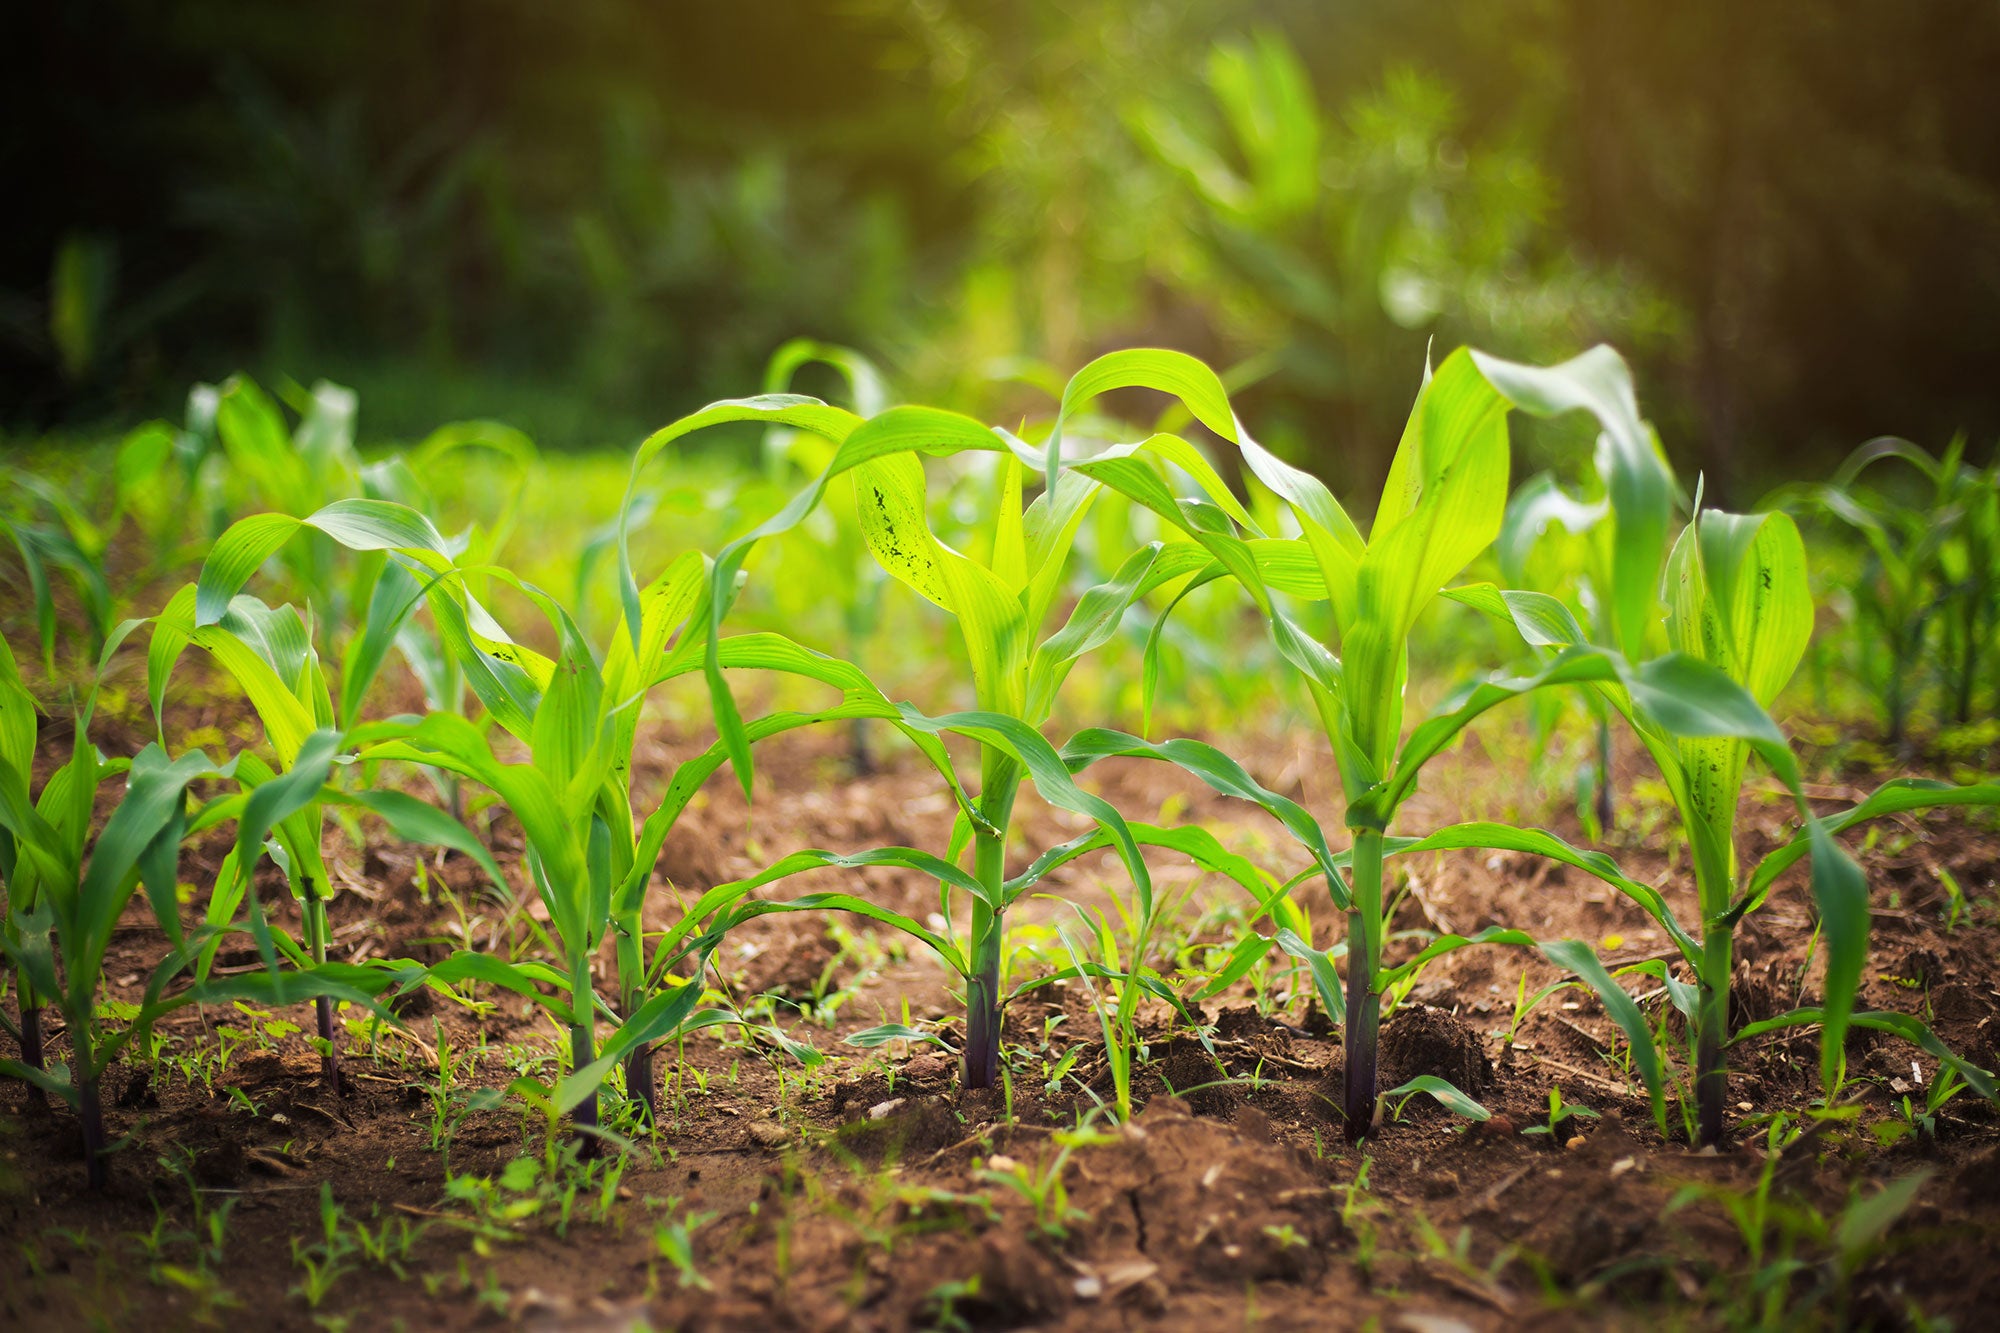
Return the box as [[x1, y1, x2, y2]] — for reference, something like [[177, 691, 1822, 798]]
[[4, 683, 2000, 1331]]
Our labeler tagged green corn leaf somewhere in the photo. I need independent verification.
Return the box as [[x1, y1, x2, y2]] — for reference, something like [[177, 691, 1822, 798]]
[[0, 634, 37, 811], [1274, 927, 1345, 1025], [719, 845, 994, 911], [69, 746, 234, 1001], [1538, 937, 1666, 1134], [527, 603, 606, 803], [1384, 823, 1697, 961], [697, 404, 1007, 794], [1670, 510, 1814, 709], [172, 962, 389, 1018], [196, 500, 452, 627], [1834, 1171, 1933, 1263], [331, 788, 508, 896], [621, 393, 861, 643], [1048, 348, 1237, 485], [147, 583, 197, 739], [844, 1023, 955, 1051], [339, 559, 428, 725], [1808, 822, 1870, 1095], [1069, 450, 1274, 616], [763, 339, 891, 415], [1497, 472, 1607, 588], [1374, 645, 1627, 822], [1022, 470, 1105, 632], [1661, 510, 1814, 880], [355, 713, 587, 948], [992, 454, 1028, 591], [215, 377, 313, 515], [1192, 931, 1279, 1003], [1058, 728, 1347, 907], [1733, 1009, 1996, 1103], [1003, 819, 1304, 939], [723, 891, 966, 975], [153, 591, 317, 767], [879, 706, 1156, 919], [1384, 1075, 1491, 1122], [1025, 543, 1177, 721], [1739, 780, 2000, 915], [221, 729, 342, 969], [0, 1056, 74, 1104], [1346, 350, 1511, 768], [558, 975, 716, 1113], [1441, 583, 1590, 649], [1615, 958, 1700, 1020], [853, 452, 952, 608], [1472, 346, 1673, 660], [413, 579, 542, 740]]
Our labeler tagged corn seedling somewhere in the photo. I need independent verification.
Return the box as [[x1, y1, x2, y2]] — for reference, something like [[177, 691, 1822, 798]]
[[1773, 435, 2000, 744], [663, 372, 1325, 1092], [152, 515, 507, 1094], [1434, 365, 2000, 1143], [1015, 346, 1706, 1140], [0, 628, 383, 1185], [189, 491, 998, 1135], [1498, 379, 1681, 829], [1520, 1084, 1597, 1140], [2, 468, 117, 673]]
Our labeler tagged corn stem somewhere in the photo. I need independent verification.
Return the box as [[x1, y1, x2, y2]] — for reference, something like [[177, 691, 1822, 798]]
[[961, 755, 1020, 1090], [79, 1068, 106, 1190], [1342, 827, 1385, 1140], [302, 876, 342, 1095], [18, 985, 46, 1111], [1695, 921, 1733, 1146], [571, 966, 600, 1154], [616, 919, 658, 1127]]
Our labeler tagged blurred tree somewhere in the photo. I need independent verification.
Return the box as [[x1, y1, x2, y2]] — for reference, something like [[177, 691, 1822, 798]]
[[1544, 0, 2000, 495], [0, 0, 954, 441], [4, 0, 1999, 486], [1129, 31, 1671, 490]]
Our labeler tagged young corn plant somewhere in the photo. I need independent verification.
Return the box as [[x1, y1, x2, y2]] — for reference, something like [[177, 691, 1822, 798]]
[[1498, 380, 1681, 828], [759, 339, 892, 774], [2, 468, 117, 674], [1031, 346, 1862, 1142], [188, 494, 987, 1134], [157, 497, 545, 1089], [1772, 435, 1999, 743], [651, 378, 1327, 1093], [0, 629, 380, 1186], [1424, 377, 2000, 1144], [347, 417, 540, 733]]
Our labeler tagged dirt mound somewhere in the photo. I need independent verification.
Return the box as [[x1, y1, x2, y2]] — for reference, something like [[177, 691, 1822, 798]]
[[1211, 1004, 1268, 1040], [1380, 1004, 1492, 1093], [1156, 1040, 1239, 1116]]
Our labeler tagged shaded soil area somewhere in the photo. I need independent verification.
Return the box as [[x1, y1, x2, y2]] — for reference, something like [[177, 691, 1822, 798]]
[[5, 689, 2000, 1331]]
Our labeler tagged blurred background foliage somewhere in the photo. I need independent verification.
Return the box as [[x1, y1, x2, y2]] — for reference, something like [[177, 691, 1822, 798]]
[[7, 0, 1999, 500]]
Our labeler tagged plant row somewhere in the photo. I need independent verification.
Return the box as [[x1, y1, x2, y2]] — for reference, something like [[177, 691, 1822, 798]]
[[3, 343, 1997, 1189]]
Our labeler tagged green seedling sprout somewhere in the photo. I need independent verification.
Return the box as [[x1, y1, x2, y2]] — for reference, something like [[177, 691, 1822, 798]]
[[1432, 361, 2000, 1145], [659, 367, 1318, 1093], [0, 629, 381, 1186], [1772, 435, 1999, 745]]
